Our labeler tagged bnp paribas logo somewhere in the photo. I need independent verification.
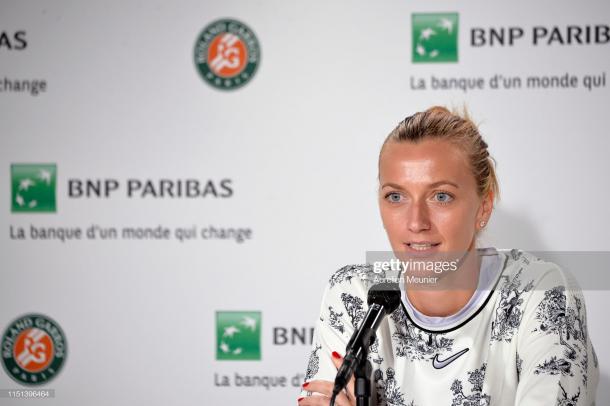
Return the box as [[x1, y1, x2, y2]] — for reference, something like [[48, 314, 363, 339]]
[[412, 13, 459, 63], [216, 311, 261, 360], [11, 164, 57, 213]]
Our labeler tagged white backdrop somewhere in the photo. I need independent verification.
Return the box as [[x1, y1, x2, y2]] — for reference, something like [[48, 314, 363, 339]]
[[1, 0, 609, 405]]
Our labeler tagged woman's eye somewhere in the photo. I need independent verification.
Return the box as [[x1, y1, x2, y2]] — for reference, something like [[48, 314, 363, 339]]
[[385, 192, 402, 203], [434, 192, 453, 203]]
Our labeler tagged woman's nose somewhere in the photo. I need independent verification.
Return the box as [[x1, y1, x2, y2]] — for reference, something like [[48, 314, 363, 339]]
[[407, 200, 431, 233]]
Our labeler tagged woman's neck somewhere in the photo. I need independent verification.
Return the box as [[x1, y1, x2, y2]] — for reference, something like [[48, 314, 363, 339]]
[[404, 249, 481, 317]]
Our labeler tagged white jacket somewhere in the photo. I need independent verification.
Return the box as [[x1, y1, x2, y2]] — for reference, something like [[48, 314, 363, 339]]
[[300, 249, 599, 405]]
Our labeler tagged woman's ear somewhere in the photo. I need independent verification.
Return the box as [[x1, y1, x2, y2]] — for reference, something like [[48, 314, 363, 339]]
[[477, 191, 494, 229]]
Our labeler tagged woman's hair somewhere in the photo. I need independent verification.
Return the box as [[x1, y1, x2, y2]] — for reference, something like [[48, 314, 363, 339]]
[[378, 106, 500, 203]]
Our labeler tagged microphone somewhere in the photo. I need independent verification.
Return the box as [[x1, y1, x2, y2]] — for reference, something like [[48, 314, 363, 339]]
[[330, 283, 401, 402]]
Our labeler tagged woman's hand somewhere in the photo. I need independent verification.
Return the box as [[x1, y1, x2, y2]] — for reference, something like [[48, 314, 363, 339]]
[[297, 351, 356, 406]]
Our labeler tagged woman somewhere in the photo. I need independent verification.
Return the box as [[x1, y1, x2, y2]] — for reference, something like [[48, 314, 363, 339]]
[[298, 106, 598, 405]]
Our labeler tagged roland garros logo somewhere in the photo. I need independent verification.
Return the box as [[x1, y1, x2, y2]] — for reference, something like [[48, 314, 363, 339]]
[[1, 314, 67, 385], [194, 18, 261, 90]]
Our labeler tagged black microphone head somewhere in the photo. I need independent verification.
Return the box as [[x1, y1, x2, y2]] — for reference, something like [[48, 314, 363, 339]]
[[367, 283, 401, 312]]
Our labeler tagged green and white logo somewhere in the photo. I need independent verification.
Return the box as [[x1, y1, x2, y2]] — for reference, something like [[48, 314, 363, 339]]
[[216, 311, 261, 360], [412, 13, 459, 63], [11, 164, 57, 213], [194, 19, 261, 90], [1, 314, 67, 386]]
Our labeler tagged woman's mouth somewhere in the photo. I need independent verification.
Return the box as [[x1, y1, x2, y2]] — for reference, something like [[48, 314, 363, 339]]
[[405, 242, 441, 252]]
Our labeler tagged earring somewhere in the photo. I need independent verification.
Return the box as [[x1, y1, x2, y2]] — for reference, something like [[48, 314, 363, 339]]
[[479, 220, 486, 228]]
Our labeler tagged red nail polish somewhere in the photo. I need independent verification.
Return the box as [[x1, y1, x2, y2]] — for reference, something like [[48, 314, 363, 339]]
[[332, 351, 342, 359], [297, 397, 304, 402], [302, 382, 309, 388]]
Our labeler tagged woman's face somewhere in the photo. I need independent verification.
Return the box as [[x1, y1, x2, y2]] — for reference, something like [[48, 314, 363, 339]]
[[378, 138, 492, 256]]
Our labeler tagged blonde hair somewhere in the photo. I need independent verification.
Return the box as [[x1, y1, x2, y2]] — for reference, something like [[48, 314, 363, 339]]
[[378, 106, 500, 203]]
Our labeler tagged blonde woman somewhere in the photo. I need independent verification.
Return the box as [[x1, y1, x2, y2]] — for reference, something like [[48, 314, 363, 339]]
[[298, 107, 598, 405]]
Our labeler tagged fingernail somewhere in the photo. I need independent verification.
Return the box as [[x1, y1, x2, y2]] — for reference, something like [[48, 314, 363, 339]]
[[302, 382, 309, 388], [332, 351, 342, 359], [297, 397, 304, 402]]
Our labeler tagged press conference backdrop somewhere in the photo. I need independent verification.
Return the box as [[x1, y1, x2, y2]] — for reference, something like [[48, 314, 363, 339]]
[[1, 0, 609, 404]]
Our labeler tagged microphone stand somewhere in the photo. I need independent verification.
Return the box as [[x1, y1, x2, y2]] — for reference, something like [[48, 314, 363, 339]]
[[354, 354, 373, 406], [330, 283, 400, 406]]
